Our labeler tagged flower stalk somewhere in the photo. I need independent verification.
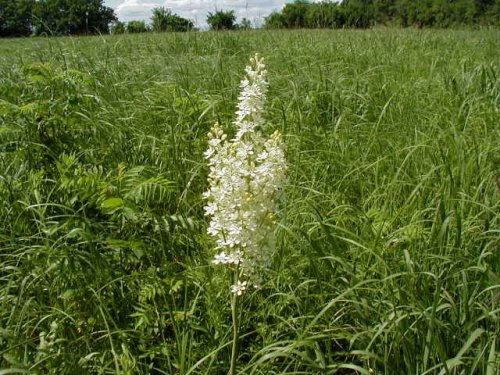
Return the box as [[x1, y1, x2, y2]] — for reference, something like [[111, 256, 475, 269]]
[[229, 269, 240, 375], [204, 53, 286, 374]]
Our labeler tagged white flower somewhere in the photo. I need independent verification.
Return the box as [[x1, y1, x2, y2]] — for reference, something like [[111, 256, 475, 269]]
[[204, 54, 287, 294], [231, 281, 248, 296], [212, 251, 242, 265], [204, 202, 218, 216]]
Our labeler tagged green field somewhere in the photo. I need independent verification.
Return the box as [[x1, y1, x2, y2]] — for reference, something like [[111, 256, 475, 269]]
[[0, 29, 499, 374]]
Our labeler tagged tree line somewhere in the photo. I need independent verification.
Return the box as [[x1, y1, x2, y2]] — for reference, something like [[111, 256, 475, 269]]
[[111, 7, 194, 34], [111, 9, 253, 34], [1, 0, 499, 38], [111, 9, 254, 33], [0, 0, 116, 37], [0, 1, 247, 37], [0, 0, 198, 37], [265, 0, 500, 29], [0, 1, 251, 37]]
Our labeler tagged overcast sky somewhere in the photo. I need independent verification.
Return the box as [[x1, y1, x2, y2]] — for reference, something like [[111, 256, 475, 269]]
[[104, 0, 293, 28]]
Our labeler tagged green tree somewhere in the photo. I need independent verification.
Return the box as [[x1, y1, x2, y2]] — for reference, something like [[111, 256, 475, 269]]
[[341, 0, 375, 28], [434, 0, 476, 26], [267, 0, 346, 29], [483, 0, 500, 24], [206, 10, 236, 30], [264, 11, 285, 28], [0, 0, 35, 37], [111, 20, 126, 34], [151, 8, 193, 32], [282, 0, 310, 28], [373, 0, 397, 24], [32, 0, 116, 36], [305, 2, 345, 28], [240, 17, 252, 29], [151, 6, 169, 32], [127, 20, 148, 33], [266, 0, 499, 29], [167, 13, 193, 31]]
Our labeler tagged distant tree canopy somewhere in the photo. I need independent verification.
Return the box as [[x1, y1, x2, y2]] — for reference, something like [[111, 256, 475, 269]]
[[111, 21, 126, 34], [207, 10, 237, 30], [151, 7, 193, 32], [126, 20, 149, 33], [265, 0, 500, 29], [0, 0, 116, 37], [0, 0, 33, 37], [2, 0, 499, 38], [240, 17, 252, 30], [111, 8, 193, 35]]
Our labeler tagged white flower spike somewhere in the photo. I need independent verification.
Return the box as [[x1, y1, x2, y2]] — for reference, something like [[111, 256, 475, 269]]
[[204, 54, 286, 295]]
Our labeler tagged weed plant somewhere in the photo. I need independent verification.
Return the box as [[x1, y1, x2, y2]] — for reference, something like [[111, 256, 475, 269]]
[[0, 29, 499, 374]]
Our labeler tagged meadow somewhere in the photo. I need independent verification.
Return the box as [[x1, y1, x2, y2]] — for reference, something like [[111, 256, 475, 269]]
[[0, 29, 499, 374]]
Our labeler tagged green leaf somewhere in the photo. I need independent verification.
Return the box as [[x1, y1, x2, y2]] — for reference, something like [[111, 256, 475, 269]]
[[101, 197, 125, 210], [486, 338, 497, 375], [438, 328, 486, 375]]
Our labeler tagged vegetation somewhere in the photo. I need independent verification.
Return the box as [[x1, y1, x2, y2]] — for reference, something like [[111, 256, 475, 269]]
[[0, 0, 116, 37], [265, 0, 500, 29], [126, 20, 149, 34], [0, 29, 499, 374], [2, 0, 500, 38], [206, 10, 237, 30], [240, 18, 252, 30], [111, 21, 126, 35], [0, 0, 34, 37], [151, 7, 193, 33]]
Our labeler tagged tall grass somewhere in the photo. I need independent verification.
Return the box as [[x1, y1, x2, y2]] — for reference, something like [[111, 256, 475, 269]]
[[0, 29, 498, 374]]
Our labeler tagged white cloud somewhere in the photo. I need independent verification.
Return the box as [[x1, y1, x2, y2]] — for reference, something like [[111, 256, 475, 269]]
[[115, 0, 164, 22], [109, 0, 289, 27]]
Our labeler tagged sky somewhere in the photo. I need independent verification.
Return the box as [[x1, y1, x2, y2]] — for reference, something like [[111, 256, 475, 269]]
[[104, 0, 292, 28]]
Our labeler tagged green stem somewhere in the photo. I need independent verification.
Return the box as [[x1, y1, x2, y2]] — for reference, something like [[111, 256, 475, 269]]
[[229, 272, 240, 375]]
